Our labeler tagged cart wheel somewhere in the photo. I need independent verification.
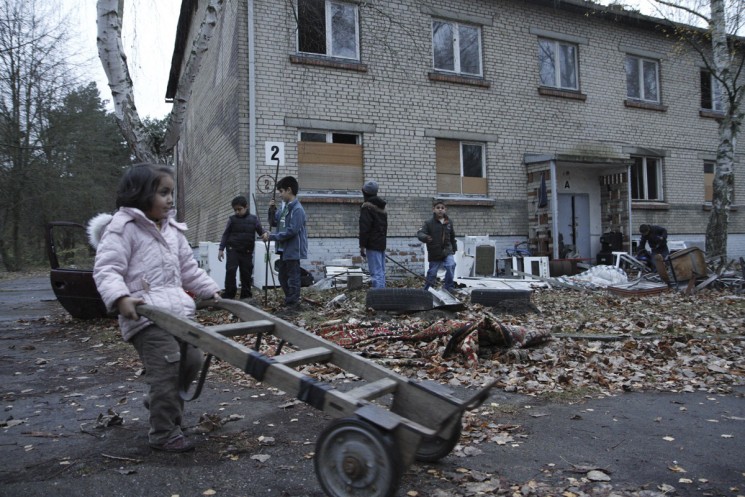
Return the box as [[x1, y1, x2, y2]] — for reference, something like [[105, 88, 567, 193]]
[[415, 414, 463, 463], [314, 417, 401, 497]]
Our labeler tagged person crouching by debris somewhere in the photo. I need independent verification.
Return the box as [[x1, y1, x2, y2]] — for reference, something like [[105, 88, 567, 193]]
[[89, 163, 221, 453], [263, 176, 308, 309], [417, 200, 457, 292], [638, 224, 669, 259], [217, 195, 266, 300], [359, 180, 388, 288]]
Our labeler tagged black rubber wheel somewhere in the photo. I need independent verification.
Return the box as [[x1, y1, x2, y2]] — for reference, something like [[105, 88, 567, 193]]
[[470, 289, 531, 306], [415, 414, 463, 462], [314, 418, 401, 497], [365, 288, 433, 312]]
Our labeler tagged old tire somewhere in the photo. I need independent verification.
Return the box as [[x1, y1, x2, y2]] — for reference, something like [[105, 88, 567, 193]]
[[366, 289, 433, 312], [314, 417, 401, 497], [470, 289, 531, 306]]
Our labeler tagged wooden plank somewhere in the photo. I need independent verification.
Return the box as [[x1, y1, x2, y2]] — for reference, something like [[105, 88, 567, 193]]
[[436, 139, 460, 174], [298, 142, 362, 165], [437, 173, 461, 193], [462, 176, 487, 195], [274, 346, 332, 367], [209, 320, 275, 337], [299, 163, 362, 190], [345, 378, 398, 401]]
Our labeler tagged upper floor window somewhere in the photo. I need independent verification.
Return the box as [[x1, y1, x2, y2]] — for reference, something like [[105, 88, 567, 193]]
[[538, 38, 578, 90], [436, 139, 487, 195], [298, 131, 363, 190], [626, 55, 659, 103], [631, 156, 662, 201], [297, 0, 359, 60], [700, 70, 724, 112], [432, 20, 482, 76]]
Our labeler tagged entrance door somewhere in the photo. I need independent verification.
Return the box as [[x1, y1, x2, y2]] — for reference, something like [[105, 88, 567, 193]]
[[557, 194, 591, 259]]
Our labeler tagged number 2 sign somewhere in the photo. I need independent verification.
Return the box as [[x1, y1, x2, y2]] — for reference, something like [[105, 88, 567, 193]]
[[264, 142, 285, 167]]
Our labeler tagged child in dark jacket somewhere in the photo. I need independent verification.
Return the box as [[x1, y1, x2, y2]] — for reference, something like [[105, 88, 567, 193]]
[[417, 200, 457, 291], [218, 196, 266, 299], [359, 180, 388, 288]]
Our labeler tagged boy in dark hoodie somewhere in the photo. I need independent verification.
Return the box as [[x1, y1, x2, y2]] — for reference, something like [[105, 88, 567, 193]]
[[417, 200, 457, 291], [359, 180, 388, 288]]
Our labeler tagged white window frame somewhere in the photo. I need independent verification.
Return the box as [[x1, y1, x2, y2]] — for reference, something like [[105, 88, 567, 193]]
[[299, 130, 361, 144], [296, 0, 360, 60], [631, 156, 663, 201], [538, 38, 579, 91], [431, 19, 483, 77], [626, 55, 660, 103]]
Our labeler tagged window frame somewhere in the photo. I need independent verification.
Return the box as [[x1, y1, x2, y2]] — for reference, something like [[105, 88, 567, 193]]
[[630, 156, 663, 201], [297, 130, 363, 192], [436, 139, 487, 196], [296, 0, 360, 61], [625, 54, 660, 103], [700, 70, 724, 112], [538, 37, 579, 91], [431, 19, 483, 77]]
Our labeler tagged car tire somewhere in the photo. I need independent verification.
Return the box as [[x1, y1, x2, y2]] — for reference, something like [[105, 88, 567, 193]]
[[365, 289, 433, 312]]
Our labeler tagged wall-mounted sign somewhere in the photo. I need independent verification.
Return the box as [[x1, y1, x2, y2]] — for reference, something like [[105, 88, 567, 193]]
[[264, 142, 285, 167]]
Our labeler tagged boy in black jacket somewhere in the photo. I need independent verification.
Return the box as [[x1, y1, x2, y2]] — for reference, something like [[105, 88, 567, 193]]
[[218, 196, 266, 299], [417, 200, 457, 291], [359, 180, 388, 288]]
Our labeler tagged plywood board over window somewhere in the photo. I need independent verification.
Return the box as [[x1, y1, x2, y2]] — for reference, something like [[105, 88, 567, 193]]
[[298, 142, 363, 190]]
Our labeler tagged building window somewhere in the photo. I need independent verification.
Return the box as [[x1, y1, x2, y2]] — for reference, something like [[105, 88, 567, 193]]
[[704, 161, 715, 203], [298, 131, 363, 190], [436, 139, 487, 195], [700, 70, 724, 112], [538, 38, 578, 90], [432, 20, 482, 76], [631, 156, 662, 201], [297, 0, 359, 60], [626, 55, 659, 103]]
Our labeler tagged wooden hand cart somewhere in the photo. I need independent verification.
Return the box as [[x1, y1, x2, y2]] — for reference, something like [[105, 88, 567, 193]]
[[137, 300, 495, 497]]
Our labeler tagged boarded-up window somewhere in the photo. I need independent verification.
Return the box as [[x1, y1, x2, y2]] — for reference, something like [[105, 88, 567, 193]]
[[298, 132, 363, 190], [436, 139, 487, 195], [704, 161, 714, 203]]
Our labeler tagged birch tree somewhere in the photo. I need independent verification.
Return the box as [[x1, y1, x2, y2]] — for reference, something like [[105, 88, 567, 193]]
[[650, 0, 744, 262]]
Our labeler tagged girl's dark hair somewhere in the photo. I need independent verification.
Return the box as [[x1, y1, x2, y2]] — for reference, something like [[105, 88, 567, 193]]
[[116, 163, 174, 211]]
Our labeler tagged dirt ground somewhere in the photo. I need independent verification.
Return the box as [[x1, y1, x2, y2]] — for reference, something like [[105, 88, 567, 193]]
[[1, 275, 744, 497]]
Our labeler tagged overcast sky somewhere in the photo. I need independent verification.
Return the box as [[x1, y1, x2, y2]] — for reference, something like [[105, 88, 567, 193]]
[[61, 0, 181, 119], [58, 0, 657, 120]]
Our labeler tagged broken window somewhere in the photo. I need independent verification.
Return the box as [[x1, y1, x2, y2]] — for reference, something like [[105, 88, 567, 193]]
[[626, 55, 659, 103], [538, 38, 578, 90], [631, 156, 662, 201], [436, 139, 487, 195], [297, 0, 359, 60], [298, 131, 363, 190], [432, 20, 482, 76]]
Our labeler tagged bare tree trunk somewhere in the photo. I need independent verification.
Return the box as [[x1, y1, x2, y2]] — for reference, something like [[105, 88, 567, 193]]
[[96, 0, 157, 163], [704, 0, 740, 263]]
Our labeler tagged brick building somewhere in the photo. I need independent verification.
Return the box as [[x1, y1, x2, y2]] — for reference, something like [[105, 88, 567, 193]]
[[165, 0, 744, 277]]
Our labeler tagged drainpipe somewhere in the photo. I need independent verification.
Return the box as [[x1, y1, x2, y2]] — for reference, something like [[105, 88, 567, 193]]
[[247, 0, 257, 214], [550, 160, 559, 259]]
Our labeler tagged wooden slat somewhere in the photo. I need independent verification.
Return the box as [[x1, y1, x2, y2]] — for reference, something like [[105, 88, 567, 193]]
[[299, 163, 363, 190], [436, 139, 460, 174], [345, 378, 398, 401], [298, 142, 363, 165], [273, 346, 332, 367], [209, 320, 275, 337]]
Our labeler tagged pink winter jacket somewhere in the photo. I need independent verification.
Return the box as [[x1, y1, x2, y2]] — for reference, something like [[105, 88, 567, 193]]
[[92, 207, 219, 342]]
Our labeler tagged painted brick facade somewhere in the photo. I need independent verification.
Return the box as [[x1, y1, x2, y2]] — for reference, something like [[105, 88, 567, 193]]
[[170, 0, 744, 277]]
